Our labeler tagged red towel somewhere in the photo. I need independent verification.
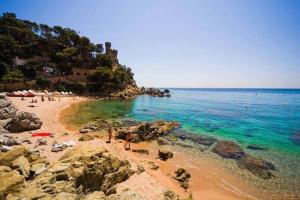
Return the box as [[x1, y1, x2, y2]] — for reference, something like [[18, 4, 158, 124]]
[[31, 132, 51, 137]]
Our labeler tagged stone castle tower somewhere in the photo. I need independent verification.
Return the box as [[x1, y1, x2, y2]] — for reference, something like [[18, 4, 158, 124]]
[[105, 42, 119, 68]]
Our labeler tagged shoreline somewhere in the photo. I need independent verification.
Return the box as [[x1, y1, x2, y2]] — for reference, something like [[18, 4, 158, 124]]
[[6, 96, 285, 200], [56, 98, 260, 199]]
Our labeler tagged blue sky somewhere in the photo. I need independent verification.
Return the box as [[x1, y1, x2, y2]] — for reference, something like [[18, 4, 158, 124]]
[[1, 0, 300, 88]]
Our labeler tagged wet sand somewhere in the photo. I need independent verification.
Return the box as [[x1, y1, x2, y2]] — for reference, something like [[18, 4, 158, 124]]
[[8, 96, 267, 200]]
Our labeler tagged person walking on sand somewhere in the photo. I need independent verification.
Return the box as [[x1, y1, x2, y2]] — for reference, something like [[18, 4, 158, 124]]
[[124, 132, 132, 150], [106, 126, 112, 143]]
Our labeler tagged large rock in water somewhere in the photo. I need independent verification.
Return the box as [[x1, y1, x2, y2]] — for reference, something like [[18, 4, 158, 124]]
[[212, 140, 245, 159], [237, 155, 275, 179], [7, 111, 42, 132]]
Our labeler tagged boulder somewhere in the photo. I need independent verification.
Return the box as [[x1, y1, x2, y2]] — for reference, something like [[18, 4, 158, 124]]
[[78, 134, 94, 141], [7, 111, 42, 132], [159, 149, 173, 161], [0, 170, 25, 197], [115, 120, 180, 143], [237, 155, 275, 179], [12, 155, 31, 178], [212, 140, 245, 159]]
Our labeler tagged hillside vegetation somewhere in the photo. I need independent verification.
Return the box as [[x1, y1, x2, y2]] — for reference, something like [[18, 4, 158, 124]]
[[0, 12, 136, 94]]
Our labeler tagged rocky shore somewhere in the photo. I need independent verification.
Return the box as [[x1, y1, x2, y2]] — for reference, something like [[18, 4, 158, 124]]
[[0, 96, 285, 200]]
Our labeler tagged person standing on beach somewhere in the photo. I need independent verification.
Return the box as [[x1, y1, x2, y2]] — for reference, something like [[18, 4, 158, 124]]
[[106, 126, 112, 143], [124, 132, 132, 150]]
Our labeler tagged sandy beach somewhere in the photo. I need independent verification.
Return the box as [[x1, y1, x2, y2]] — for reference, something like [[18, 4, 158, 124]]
[[8, 96, 266, 200]]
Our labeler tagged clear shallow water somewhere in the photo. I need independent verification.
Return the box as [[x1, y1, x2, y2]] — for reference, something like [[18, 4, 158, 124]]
[[68, 88, 300, 197]]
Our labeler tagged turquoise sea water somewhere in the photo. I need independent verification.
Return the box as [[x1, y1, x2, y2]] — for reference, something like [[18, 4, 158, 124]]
[[128, 89, 300, 156]]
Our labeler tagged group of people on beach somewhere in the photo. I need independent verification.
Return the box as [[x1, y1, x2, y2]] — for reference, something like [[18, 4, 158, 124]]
[[106, 126, 132, 150]]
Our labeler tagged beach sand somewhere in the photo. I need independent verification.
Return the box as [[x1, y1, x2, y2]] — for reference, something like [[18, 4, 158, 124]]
[[8, 96, 265, 200]]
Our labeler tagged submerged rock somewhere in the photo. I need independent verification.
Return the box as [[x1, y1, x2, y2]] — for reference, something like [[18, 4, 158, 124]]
[[212, 140, 245, 159], [247, 144, 267, 151], [289, 132, 300, 146], [237, 155, 275, 179]]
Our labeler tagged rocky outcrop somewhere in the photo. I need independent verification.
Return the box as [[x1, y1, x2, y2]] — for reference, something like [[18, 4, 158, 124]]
[[0, 146, 135, 199], [0, 98, 43, 133], [159, 149, 173, 161], [11, 155, 31, 178], [0, 169, 25, 198], [172, 132, 217, 146], [142, 88, 171, 97], [7, 111, 42, 132], [212, 140, 245, 159], [212, 140, 276, 179], [173, 168, 191, 189], [110, 85, 142, 99], [237, 155, 275, 179], [115, 120, 180, 143]]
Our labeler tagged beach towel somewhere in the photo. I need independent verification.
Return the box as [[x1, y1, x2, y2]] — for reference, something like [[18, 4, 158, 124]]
[[31, 132, 51, 137]]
